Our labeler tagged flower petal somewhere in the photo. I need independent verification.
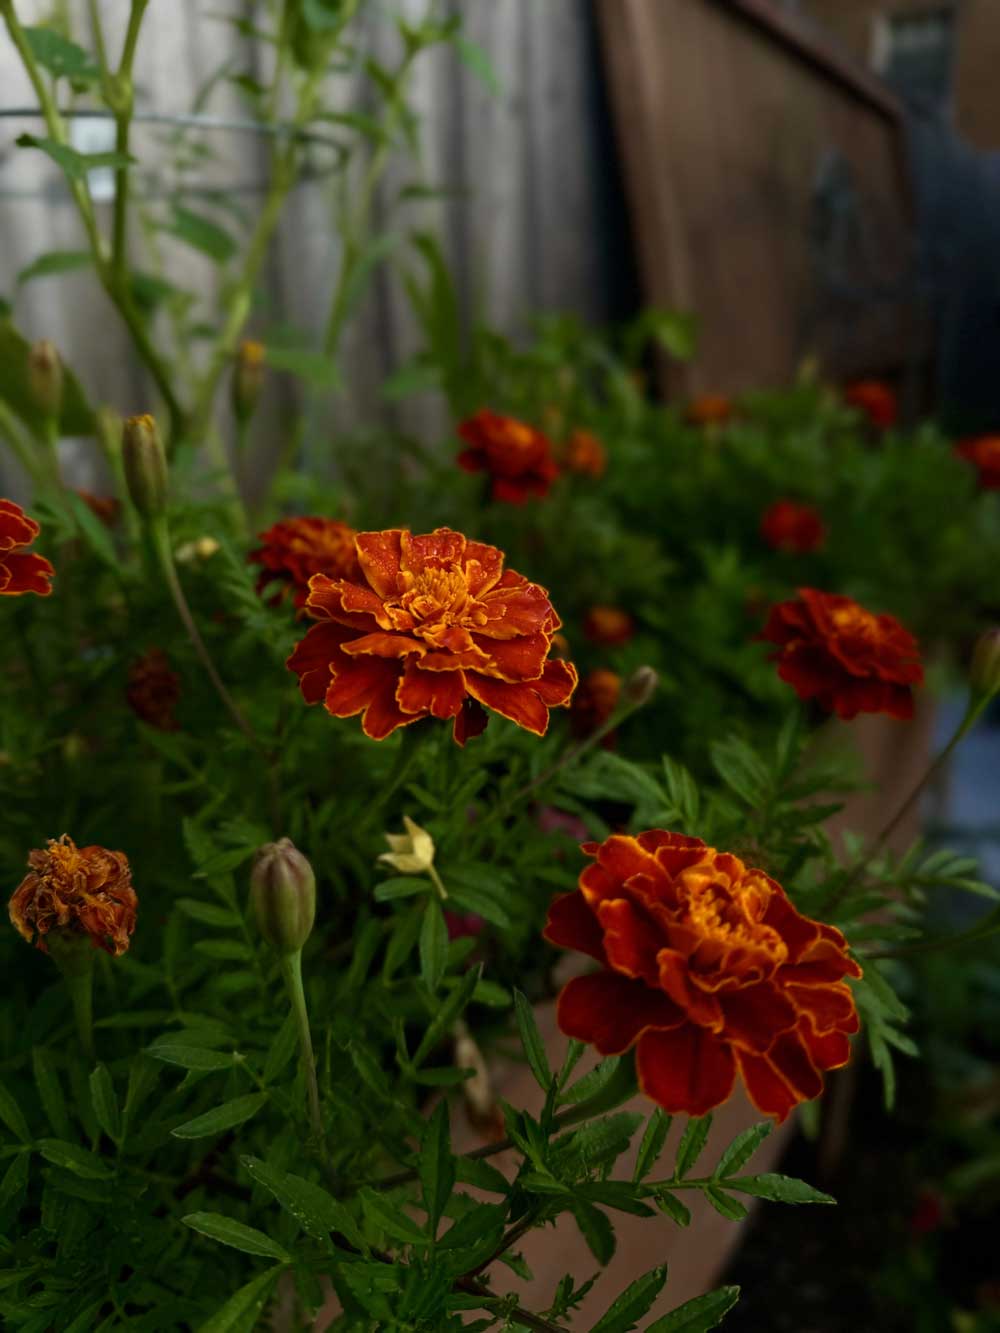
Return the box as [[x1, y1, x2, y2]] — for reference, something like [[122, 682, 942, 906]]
[[453, 698, 488, 746], [636, 1024, 737, 1117], [396, 661, 466, 719], [596, 898, 661, 983], [471, 631, 550, 681], [464, 672, 550, 735], [286, 622, 355, 704], [719, 982, 798, 1052], [355, 530, 404, 599], [735, 1048, 799, 1122], [325, 654, 402, 721], [0, 551, 54, 596], [342, 632, 425, 659], [544, 891, 607, 963], [557, 971, 683, 1055], [533, 657, 578, 707], [786, 981, 859, 1033]]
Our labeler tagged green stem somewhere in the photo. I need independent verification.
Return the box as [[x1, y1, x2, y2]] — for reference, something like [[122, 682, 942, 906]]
[[280, 949, 326, 1162], [49, 935, 96, 1062]]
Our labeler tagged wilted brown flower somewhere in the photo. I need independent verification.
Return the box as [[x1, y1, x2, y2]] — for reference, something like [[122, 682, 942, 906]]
[[9, 835, 137, 956], [127, 648, 181, 731]]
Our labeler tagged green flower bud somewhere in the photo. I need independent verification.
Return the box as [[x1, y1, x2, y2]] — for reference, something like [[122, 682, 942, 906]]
[[970, 629, 1000, 702], [123, 414, 168, 519], [27, 340, 63, 419], [624, 665, 659, 708], [251, 839, 316, 956], [231, 340, 266, 425]]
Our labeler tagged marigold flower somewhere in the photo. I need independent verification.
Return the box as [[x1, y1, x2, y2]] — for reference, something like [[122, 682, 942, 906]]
[[564, 429, 607, 479], [545, 830, 861, 1121], [0, 499, 54, 597], [760, 588, 923, 720], [956, 436, 1000, 490], [77, 490, 121, 528], [9, 835, 137, 956], [685, 394, 733, 426], [844, 379, 897, 429], [127, 647, 181, 731], [571, 669, 621, 738], [584, 605, 635, 647], [250, 516, 360, 610], [457, 409, 559, 503], [287, 526, 577, 743], [760, 499, 827, 554]]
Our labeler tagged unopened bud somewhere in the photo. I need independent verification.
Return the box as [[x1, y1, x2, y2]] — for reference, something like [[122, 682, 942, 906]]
[[251, 838, 316, 956], [123, 414, 168, 519], [95, 407, 123, 461], [970, 629, 1000, 701], [27, 340, 63, 419], [232, 340, 266, 424], [625, 665, 659, 707]]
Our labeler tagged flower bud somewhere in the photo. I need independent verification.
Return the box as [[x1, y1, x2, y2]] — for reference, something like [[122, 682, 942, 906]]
[[123, 414, 168, 519], [625, 665, 659, 708], [251, 839, 316, 956], [970, 629, 1000, 701], [27, 340, 63, 419], [95, 407, 123, 461], [232, 340, 266, 424], [378, 816, 436, 875]]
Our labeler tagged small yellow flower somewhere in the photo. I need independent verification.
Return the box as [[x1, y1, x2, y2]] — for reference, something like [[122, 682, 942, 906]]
[[379, 816, 436, 876], [175, 536, 221, 564]]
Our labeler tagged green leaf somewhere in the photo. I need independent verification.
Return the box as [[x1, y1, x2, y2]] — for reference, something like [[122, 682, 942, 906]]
[[163, 206, 238, 263], [419, 1101, 454, 1236], [704, 1186, 748, 1221], [359, 1187, 427, 1246], [554, 1113, 643, 1173], [727, 1173, 836, 1206], [32, 1049, 70, 1140], [646, 1285, 741, 1332], [633, 1110, 673, 1182], [241, 1156, 368, 1250], [374, 876, 430, 902], [194, 939, 256, 962], [714, 1123, 772, 1180], [264, 343, 341, 391], [0, 1151, 30, 1212], [88, 1065, 121, 1143], [183, 1211, 290, 1260], [37, 1139, 113, 1179], [674, 1115, 713, 1179], [590, 1264, 668, 1333], [454, 1155, 510, 1195], [22, 27, 99, 80], [194, 1267, 284, 1333], [17, 250, 93, 285], [455, 36, 501, 94], [263, 1013, 298, 1084], [146, 1041, 238, 1071], [420, 898, 448, 992], [176, 898, 242, 927], [571, 1201, 616, 1265], [514, 990, 551, 1091], [559, 1057, 621, 1107], [654, 1190, 691, 1227], [171, 1092, 267, 1139], [65, 490, 118, 569], [412, 963, 481, 1067], [15, 134, 133, 181]]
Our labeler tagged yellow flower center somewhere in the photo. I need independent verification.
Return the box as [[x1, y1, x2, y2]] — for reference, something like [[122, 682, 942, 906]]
[[501, 421, 536, 452], [675, 865, 787, 978], [830, 604, 878, 638], [390, 564, 490, 644]]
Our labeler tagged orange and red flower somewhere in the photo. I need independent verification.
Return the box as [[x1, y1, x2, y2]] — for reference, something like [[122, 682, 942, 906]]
[[1, 499, 54, 597], [287, 527, 577, 743], [956, 436, 1000, 490], [760, 588, 922, 720], [685, 394, 733, 427], [844, 379, 897, 430], [760, 499, 827, 554], [571, 669, 621, 739], [545, 830, 861, 1121], [250, 517, 360, 609], [457, 410, 559, 503], [127, 648, 181, 732], [563, 429, 607, 479], [9, 835, 137, 956], [584, 605, 635, 647]]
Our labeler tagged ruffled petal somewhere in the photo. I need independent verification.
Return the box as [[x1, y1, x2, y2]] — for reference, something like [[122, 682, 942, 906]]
[[396, 661, 466, 719], [355, 530, 404, 599], [286, 622, 355, 704], [0, 551, 54, 596], [596, 898, 661, 983], [735, 1048, 799, 1122], [636, 1024, 737, 1117], [533, 658, 578, 707], [464, 672, 550, 735], [719, 982, 798, 1053], [656, 949, 724, 1031], [544, 891, 607, 963], [767, 1027, 823, 1102], [799, 1020, 852, 1071], [453, 698, 488, 747], [342, 631, 426, 659], [558, 971, 683, 1055], [325, 654, 402, 721], [786, 981, 858, 1033], [472, 631, 550, 681]]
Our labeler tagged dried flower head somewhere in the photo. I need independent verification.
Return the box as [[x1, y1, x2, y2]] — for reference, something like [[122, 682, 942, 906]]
[[457, 409, 559, 503], [9, 835, 137, 956], [379, 815, 436, 875], [250, 517, 361, 609], [1, 499, 54, 597]]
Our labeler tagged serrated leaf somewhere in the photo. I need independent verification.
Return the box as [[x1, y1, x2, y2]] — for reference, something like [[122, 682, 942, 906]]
[[88, 1065, 121, 1143], [571, 1200, 616, 1265], [514, 990, 551, 1091], [727, 1173, 836, 1205], [590, 1264, 668, 1333], [194, 1267, 286, 1333], [674, 1115, 712, 1179], [171, 1092, 267, 1139], [17, 249, 92, 285], [32, 1048, 70, 1140], [241, 1156, 367, 1250], [37, 1139, 113, 1179], [420, 898, 448, 992], [419, 1101, 454, 1236], [0, 1080, 30, 1142], [359, 1187, 427, 1246], [183, 1211, 289, 1260], [634, 1109, 673, 1182], [559, 1057, 620, 1107], [646, 1285, 740, 1332], [714, 1122, 771, 1180]]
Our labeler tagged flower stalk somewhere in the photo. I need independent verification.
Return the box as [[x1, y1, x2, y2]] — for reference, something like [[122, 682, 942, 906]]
[[279, 948, 326, 1165], [47, 932, 96, 1062]]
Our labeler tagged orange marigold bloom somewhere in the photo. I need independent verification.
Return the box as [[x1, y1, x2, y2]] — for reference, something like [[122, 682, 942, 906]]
[[545, 831, 861, 1121], [9, 835, 137, 956], [571, 669, 621, 738], [0, 499, 54, 597], [760, 499, 827, 554], [457, 409, 559, 503], [584, 605, 635, 647], [287, 527, 578, 744], [685, 394, 733, 426], [127, 647, 181, 732], [250, 517, 361, 609], [844, 379, 897, 430], [760, 587, 923, 720], [956, 436, 1000, 490], [564, 429, 607, 479]]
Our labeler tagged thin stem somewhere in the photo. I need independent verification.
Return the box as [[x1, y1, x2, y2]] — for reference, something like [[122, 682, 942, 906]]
[[463, 1210, 539, 1279], [452, 1279, 566, 1333], [280, 949, 327, 1164], [49, 936, 96, 1062]]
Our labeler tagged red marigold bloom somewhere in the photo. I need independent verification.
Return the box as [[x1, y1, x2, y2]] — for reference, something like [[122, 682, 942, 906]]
[[956, 436, 1000, 490], [287, 527, 578, 743], [457, 409, 559, 503], [127, 647, 181, 732], [685, 394, 733, 426], [545, 831, 861, 1121], [760, 499, 827, 554], [250, 517, 361, 609], [9, 835, 137, 956], [564, 429, 607, 479], [0, 499, 54, 597], [584, 605, 635, 646], [844, 379, 897, 429], [760, 588, 923, 720], [571, 668, 621, 738]]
